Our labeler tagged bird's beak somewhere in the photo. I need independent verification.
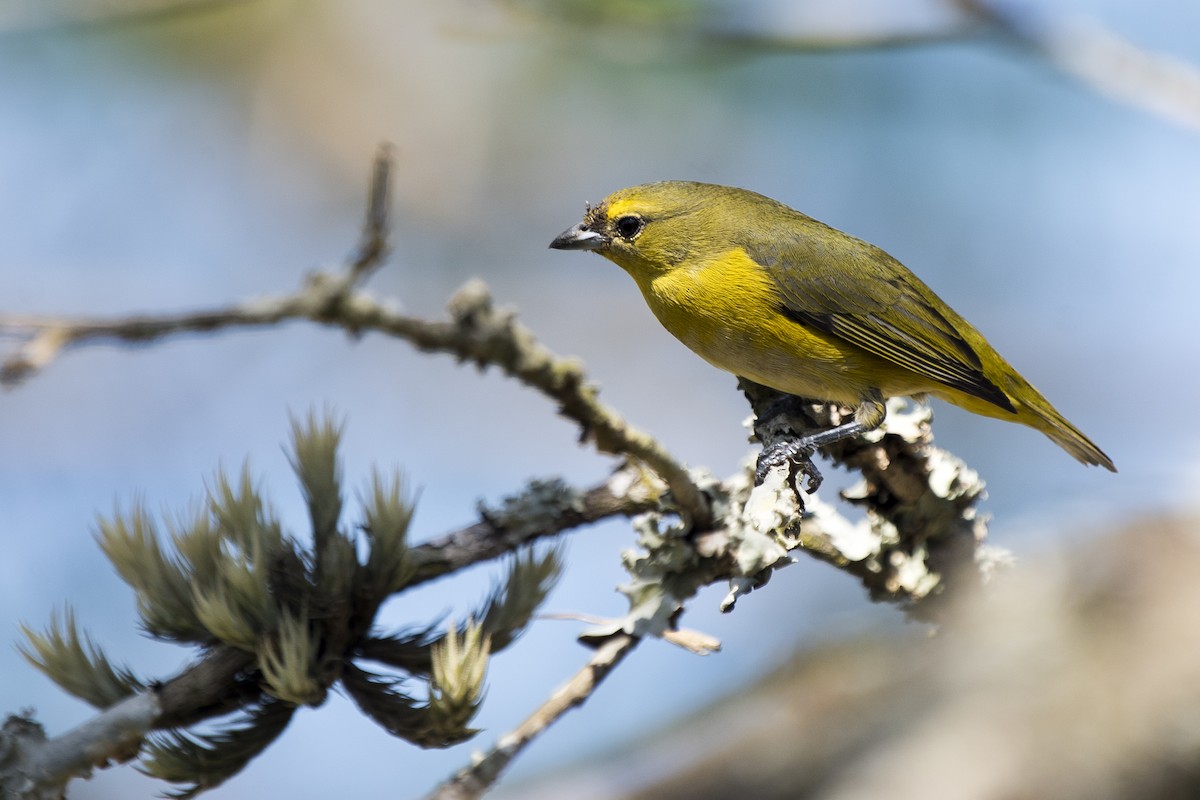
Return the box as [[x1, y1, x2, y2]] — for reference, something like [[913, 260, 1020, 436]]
[[549, 223, 607, 251]]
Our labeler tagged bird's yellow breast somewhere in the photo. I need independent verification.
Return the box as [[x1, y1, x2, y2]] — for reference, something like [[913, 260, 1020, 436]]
[[623, 247, 930, 404]]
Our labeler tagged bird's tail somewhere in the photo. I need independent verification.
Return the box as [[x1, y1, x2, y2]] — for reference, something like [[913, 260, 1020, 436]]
[[936, 381, 1116, 472], [1022, 398, 1116, 471]]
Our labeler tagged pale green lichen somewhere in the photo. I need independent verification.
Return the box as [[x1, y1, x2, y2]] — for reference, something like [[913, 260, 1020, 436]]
[[477, 478, 585, 543], [717, 466, 801, 612], [808, 496, 880, 563]]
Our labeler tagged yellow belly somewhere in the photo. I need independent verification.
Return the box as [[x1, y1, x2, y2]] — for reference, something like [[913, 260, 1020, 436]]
[[631, 248, 932, 405]]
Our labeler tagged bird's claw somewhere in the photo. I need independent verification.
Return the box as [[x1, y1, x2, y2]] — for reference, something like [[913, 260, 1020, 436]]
[[755, 439, 823, 494]]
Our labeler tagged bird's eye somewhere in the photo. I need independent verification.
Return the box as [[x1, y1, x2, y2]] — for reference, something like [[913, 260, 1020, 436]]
[[614, 215, 644, 240]]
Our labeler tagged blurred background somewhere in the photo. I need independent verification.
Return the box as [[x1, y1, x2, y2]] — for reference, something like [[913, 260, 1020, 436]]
[[1, 0, 1199, 797]]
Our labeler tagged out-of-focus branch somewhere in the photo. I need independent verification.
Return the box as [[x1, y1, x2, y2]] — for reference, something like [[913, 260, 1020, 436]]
[[426, 633, 639, 800], [753, 0, 1200, 134], [530, 0, 1200, 134], [959, 0, 1200, 133], [560, 519, 1200, 800]]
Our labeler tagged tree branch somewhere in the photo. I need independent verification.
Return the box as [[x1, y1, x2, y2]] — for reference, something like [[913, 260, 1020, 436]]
[[0, 694, 159, 800], [407, 467, 664, 587], [741, 381, 995, 620]]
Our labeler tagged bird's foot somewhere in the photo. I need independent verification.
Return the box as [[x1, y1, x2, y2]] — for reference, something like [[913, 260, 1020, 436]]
[[755, 438, 823, 494]]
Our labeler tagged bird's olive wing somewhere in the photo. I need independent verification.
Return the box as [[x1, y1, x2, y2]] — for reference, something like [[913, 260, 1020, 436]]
[[745, 234, 1015, 412]]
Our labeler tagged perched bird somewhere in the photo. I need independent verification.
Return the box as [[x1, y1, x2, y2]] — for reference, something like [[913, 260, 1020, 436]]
[[550, 181, 1115, 473]]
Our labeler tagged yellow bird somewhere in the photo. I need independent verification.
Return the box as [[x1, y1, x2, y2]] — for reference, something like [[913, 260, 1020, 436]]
[[550, 181, 1115, 473]]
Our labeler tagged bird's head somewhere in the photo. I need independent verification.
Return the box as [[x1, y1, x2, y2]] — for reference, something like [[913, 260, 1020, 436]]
[[550, 181, 758, 279]]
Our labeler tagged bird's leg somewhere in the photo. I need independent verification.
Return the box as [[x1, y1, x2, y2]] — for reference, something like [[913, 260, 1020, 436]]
[[754, 393, 887, 492]]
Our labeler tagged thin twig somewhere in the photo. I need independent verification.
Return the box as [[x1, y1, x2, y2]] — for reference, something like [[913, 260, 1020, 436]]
[[348, 143, 394, 285], [425, 633, 639, 800]]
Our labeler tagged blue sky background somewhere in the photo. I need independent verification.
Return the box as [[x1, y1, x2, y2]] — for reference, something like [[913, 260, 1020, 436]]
[[2, 1, 1199, 797]]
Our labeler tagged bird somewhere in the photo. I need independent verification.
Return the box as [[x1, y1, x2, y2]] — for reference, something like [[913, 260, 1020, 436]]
[[549, 180, 1115, 475]]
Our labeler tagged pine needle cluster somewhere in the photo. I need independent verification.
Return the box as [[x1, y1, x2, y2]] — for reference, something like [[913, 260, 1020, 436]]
[[20, 413, 560, 797]]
